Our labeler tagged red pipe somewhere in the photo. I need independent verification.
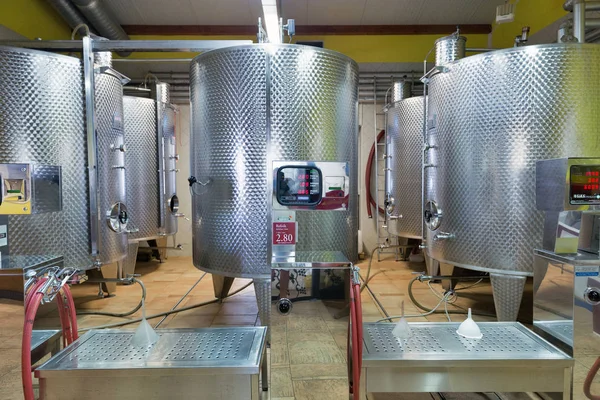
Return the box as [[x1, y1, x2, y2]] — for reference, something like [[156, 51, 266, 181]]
[[365, 130, 386, 219], [584, 356, 600, 400]]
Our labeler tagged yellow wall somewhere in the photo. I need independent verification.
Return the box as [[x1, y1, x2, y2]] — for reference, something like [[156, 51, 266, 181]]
[[0, 0, 70, 40], [492, 0, 567, 48], [125, 33, 490, 63]]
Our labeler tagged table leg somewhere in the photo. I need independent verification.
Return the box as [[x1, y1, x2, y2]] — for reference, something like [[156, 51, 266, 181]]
[[563, 366, 572, 400], [360, 367, 367, 400], [261, 347, 269, 392]]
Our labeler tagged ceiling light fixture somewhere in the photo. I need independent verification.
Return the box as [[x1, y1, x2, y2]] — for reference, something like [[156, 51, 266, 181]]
[[261, 0, 281, 44]]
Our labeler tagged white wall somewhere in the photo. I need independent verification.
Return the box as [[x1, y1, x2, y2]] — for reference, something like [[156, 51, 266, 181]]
[[170, 102, 386, 258], [170, 104, 193, 257], [359, 102, 387, 256]]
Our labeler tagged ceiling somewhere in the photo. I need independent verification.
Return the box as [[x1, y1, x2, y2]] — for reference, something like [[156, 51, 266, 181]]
[[103, 0, 504, 26]]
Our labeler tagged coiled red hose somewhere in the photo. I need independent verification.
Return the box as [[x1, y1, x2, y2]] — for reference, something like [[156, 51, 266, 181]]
[[585, 356, 600, 400], [23, 280, 78, 400], [365, 130, 386, 219], [349, 281, 363, 399]]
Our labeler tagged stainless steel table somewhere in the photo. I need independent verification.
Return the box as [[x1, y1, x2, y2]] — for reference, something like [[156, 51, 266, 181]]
[[36, 327, 268, 400], [361, 322, 573, 400], [31, 329, 62, 365]]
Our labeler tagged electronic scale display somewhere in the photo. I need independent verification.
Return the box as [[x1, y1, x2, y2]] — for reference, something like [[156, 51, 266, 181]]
[[276, 166, 322, 206], [570, 165, 600, 204]]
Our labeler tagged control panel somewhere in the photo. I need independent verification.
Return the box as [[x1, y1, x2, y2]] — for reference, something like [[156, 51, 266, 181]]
[[272, 161, 350, 211], [570, 164, 600, 205], [0, 164, 62, 215], [276, 166, 322, 206]]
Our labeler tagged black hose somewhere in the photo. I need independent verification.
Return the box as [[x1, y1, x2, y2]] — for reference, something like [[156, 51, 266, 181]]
[[77, 277, 146, 318], [407, 276, 496, 318]]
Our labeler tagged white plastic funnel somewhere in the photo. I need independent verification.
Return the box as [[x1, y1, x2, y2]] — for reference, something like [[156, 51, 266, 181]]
[[456, 308, 483, 339], [130, 299, 159, 347], [392, 301, 412, 340]]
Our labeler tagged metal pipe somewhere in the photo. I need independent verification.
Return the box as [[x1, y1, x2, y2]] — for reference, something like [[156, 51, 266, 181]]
[[574, 0, 586, 42], [466, 47, 496, 52], [44, 0, 95, 37], [112, 58, 193, 63], [586, 1, 600, 10], [587, 18, 600, 28], [71, 0, 131, 56]]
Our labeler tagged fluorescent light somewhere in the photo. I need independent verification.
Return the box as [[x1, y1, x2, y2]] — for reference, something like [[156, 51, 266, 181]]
[[261, 0, 281, 44]]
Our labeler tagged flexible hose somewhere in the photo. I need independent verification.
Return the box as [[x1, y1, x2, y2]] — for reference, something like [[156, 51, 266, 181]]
[[78, 281, 254, 331], [585, 357, 600, 400], [365, 130, 386, 218], [77, 278, 146, 318], [349, 281, 360, 398], [22, 286, 44, 400]]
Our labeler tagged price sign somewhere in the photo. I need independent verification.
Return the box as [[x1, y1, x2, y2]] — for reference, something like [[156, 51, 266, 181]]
[[273, 222, 296, 245]]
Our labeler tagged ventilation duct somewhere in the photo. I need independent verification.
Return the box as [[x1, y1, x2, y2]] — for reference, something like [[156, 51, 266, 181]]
[[44, 0, 95, 37], [46, 0, 131, 56]]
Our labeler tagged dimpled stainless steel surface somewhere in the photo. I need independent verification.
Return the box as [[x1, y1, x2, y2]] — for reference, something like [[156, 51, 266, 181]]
[[36, 327, 266, 371], [190, 44, 358, 278], [163, 104, 178, 236], [363, 322, 568, 360], [435, 35, 466, 66], [95, 65, 128, 264], [123, 96, 160, 240], [0, 47, 92, 270], [426, 44, 600, 276], [387, 96, 424, 239]]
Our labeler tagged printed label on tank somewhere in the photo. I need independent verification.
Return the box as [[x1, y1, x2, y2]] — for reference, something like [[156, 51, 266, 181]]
[[112, 111, 124, 131], [576, 266, 600, 276], [273, 222, 296, 245], [0, 225, 7, 247]]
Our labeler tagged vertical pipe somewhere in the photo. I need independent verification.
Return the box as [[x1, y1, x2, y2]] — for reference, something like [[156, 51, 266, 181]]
[[574, 0, 586, 43], [83, 36, 99, 258]]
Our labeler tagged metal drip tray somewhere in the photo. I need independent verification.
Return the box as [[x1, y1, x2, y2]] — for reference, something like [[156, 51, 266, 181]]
[[36, 327, 267, 375], [363, 322, 572, 363], [31, 329, 61, 365], [534, 320, 574, 348], [361, 322, 573, 398], [271, 250, 352, 269]]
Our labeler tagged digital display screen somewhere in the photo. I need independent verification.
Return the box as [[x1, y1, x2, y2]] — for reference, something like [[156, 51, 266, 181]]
[[570, 165, 600, 204], [276, 166, 322, 206]]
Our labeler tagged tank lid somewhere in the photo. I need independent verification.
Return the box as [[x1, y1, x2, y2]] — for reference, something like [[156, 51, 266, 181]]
[[434, 34, 467, 67], [391, 80, 412, 103]]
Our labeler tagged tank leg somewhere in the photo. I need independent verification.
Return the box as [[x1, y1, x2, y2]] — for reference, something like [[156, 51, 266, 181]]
[[120, 241, 139, 279], [212, 275, 235, 299], [439, 263, 455, 291], [490, 273, 527, 321], [424, 254, 439, 277], [254, 278, 271, 343]]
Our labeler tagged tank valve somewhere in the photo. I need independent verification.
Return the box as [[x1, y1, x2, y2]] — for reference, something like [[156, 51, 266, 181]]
[[110, 144, 127, 153], [433, 232, 455, 241], [276, 298, 293, 315], [170, 154, 180, 161], [584, 287, 600, 306]]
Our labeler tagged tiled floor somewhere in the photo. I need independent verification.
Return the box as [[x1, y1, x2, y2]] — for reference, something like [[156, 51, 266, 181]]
[[0, 254, 546, 399]]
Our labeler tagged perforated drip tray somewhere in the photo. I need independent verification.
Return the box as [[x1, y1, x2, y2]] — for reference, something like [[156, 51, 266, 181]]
[[363, 322, 571, 363], [36, 327, 267, 377], [534, 320, 574, 348]]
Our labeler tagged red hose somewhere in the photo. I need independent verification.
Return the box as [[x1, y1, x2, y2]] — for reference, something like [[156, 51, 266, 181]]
[[584, 356, 600, 400], [365, 130, 386, 218], [23, 280, 79, 400], [22, 288, 45, 400], [348, 281, 363, 400]]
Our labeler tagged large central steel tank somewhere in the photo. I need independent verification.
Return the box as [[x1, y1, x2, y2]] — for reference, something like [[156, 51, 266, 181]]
[[425, 43, 600, 320], [190, 44, 359, 328], [0, 46, 127, 271], [386, 90, 425, 240]]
